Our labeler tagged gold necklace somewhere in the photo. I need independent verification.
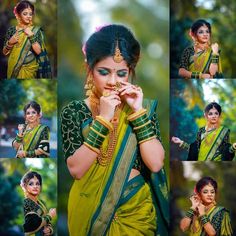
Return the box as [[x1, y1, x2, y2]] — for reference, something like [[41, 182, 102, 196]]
[[89, 92, 122, 166], [193, 44, 209, 71]]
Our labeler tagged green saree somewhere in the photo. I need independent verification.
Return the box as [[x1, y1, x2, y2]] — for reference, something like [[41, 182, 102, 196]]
[[179, 46, 223, 78], [13, 124, 50, 158], [23, 198, 53, 236], [61, 99, 169, 236], [189, 206, 232, 236], [4, 26, 52, 79]]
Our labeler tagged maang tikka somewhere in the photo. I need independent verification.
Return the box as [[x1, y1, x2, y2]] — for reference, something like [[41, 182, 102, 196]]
[[113, 40, 124, 63]]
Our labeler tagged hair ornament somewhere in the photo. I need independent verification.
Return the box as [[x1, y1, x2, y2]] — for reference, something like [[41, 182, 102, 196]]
[[113, 40, 123, 63]]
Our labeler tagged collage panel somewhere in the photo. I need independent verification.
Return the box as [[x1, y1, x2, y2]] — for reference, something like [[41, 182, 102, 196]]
[[170, 79, 236, 161], [0, 0, 57, 79], [58, 0, 169, 235], [0, 79, 57, 158], [0, 158, 57, 236], [170, 161, 235, 235], [170, 0, 236, 79]]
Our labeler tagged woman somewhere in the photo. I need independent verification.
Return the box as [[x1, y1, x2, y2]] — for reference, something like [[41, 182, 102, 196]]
[[180, 176, 233, 235], [61, 24, 169, 235], [12, 101, 50, 158], [172, 102, 236, 161], [21, 171, 56, 235], [179, 19, 223, 79], [2, 1, 51, 79]]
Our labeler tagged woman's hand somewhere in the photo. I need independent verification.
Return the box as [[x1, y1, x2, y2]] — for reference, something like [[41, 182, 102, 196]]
[[8, 32, 19, 45], [17, 150, 26, 158], [18, 124, 25, 136], [24, 27, 34, 37], [43, 225, 52, 236], [211, 43, 219, 55], [99, 90, 121, 121], [190, 194, 200, 211], [118, 81, 143, 112], [171, 136, 183, 145], [48, 208, 57, 219], [197, 202, 206, 216], [201, 73, 211, 79]]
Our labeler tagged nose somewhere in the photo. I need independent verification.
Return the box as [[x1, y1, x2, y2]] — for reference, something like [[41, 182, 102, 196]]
[[106, 73, 117, 86]]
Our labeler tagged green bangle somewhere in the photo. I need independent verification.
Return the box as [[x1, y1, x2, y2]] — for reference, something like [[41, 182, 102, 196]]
[[44, 215, 52, 224], [199, 214, 209, 225], [28, 34, 37, 44], [15, 134, 23, 143], [186, 209, 194, 219], [191, 71, 200, 79]]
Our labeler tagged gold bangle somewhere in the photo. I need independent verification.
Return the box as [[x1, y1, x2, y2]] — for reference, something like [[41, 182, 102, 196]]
[[90, 127, 106, 138], [133, 120, 151, 130], [96, 116, 113, 131], [84, 142, 100, 154], [138, 135, 156, 144], [127, 108, 147, 121]]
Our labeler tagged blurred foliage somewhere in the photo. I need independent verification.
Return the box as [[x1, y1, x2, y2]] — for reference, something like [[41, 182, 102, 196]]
[[0, 159, 57, 235], [170, 162, 236, 236], [0, 80, 57, 123], [170, 0, 236, 78], [170, 79, 236, 160], [0, 0, 57, 78], [58, 0, 169, 235]]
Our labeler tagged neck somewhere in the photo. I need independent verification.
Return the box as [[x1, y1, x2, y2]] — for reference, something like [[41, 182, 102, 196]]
[[27, 121, 39, 129], [206, 123, 218, 131], [204, 202, 215, 211], [27, 194, 38, 202], [17, 23, 31, 29], [195, 42, 209, 51]]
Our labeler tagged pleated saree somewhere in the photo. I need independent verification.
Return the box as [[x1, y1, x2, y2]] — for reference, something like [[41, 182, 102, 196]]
[[61, 99, 169, 236], [179, 46, 223, 78], [189, 206, 232, 236], [4, 26, 52, 79]]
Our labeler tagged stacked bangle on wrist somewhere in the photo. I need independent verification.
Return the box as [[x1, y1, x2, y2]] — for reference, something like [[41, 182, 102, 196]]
[[127, 109, 156, 144], [43, 214, 52, 224], [15, 134, 23, 143], [5, 41, 14, 50], [84, 117, 112, 154], [211, 54, 219, 64], [191, 71, 202, 79], [185, 208, 194, 219], [199, 214, 210, 225], [26, 150, 36, 158], [229, 144, 236, 153], [28, 34, 37, 44]]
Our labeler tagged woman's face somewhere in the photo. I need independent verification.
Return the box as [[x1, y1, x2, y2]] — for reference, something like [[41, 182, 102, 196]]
[[199, 183, 216, 205], [19, 7, 33, 25], [92, 56, 130, 96], [25, 107, 40, 124], [25, 176, 41, 197], [205, 107, 220, 126], [195, 25, 210, 44]]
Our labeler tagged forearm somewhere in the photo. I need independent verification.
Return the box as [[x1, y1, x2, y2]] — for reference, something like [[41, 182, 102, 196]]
[[180, 217, 192, 232], [179, 68, 192, 79], [209, 63, 218, 76], [67, 144, 98, 179], [31, 42, 42, 55], [140, 138, 164, 172], [12, 140, 21, 150]]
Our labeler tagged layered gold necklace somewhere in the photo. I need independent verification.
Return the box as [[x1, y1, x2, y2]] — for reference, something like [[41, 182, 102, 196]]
[[89, 92, 122, 166]]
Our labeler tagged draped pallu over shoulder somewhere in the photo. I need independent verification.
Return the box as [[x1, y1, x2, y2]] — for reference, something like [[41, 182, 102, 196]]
[[61, 99, 169, 236]]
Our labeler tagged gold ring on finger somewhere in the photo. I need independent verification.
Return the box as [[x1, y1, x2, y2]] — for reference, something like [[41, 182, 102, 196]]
[[103, 91, 110, 97]]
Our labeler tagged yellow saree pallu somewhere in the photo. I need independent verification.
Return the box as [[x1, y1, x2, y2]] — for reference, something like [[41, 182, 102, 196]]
[[188, 47, 223, 78], [189, 206, 233, 236], [7, 27, 39, 79], [198, 126, 228, 161], [63, 100, 169, 236]]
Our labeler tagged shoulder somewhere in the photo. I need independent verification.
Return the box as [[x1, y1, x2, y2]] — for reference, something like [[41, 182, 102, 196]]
[[6, 26, 16, 35], [198, 127, 205, 133], [61, 100, 86, 114]]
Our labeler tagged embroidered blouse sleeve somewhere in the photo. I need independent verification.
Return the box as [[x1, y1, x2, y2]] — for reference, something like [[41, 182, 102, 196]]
[[37, 126, 50, 156], [3, 26, 16, 47], [61, 101, 91, 161], [179, 46, 193, 70], [149, 100, 161, 142]]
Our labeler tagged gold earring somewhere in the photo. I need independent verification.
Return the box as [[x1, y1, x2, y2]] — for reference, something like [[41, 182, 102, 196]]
[[84, 75, 94, 96]]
